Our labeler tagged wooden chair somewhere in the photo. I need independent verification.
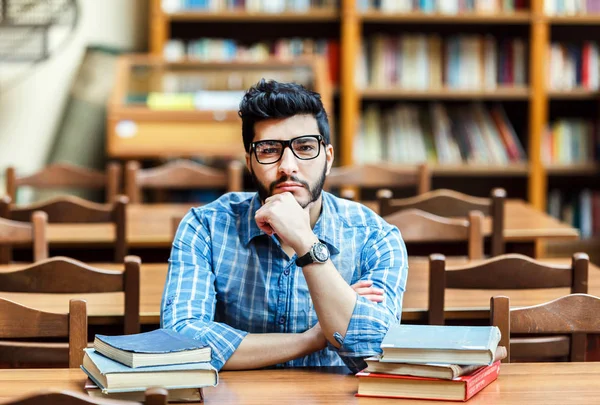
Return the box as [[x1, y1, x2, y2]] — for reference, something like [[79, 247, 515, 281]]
[[0, 256, 141, 335], [383, 209, 484, 260], [6, 162, 121, 203], [0, 202, 48, 264], [0, 298, 87, 368], [2, 387, 168, 405], [429, 252, 589, 326], [378, 188, 506, 256], [0, 195, 128, 263], [125, 159, 244, 203], [324, 163, 431, 200], [491, 293, 600, 363]]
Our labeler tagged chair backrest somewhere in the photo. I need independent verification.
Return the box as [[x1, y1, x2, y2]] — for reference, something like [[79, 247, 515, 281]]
[[0, 203, 48, 264], [0, 298, 87, 368], [429, 252, 589, 325], [0, 256, 141, 335], [383, 209, 484, 260], [125, 159, 244, 203], [6, 163, 121, 203], [324, 163, 431, 197], [378, 188, 506, 256], [491, 293, 600, 362], [1, 387, 168, 405], [0, 195, 128, 263]]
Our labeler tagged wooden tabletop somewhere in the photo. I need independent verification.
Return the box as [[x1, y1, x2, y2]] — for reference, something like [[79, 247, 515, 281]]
[[0, 363, 599, 404], [44, 200, 579, 247], [1, 257, 597, 325]]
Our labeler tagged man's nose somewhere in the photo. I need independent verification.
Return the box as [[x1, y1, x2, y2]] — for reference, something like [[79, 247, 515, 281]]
[[278, 146, 298, 175]]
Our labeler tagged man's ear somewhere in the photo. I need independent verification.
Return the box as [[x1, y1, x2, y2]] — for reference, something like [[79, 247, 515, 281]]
[[245, 153, 251, 172], [325, 144, 334, 175]]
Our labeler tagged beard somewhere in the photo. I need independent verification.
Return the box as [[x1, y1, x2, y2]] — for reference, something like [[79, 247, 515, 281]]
[[251, 160, 328, 209]]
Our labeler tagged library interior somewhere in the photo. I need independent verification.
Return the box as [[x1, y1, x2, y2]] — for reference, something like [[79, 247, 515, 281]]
[[0, 0, 600, 404]]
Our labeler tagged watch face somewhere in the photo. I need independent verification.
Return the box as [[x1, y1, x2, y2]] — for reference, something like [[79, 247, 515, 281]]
[[313, 243, 330, 262]]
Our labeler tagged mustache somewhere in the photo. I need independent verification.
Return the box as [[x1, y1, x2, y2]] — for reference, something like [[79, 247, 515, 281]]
[[269, 176, 310, 193]]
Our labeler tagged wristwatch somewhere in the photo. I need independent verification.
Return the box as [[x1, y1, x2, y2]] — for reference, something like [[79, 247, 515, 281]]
[[295, 242, 330, 267]]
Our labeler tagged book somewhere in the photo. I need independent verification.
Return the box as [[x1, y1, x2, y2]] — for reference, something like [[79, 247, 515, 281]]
[[380, 324, 501, 365], [94, 329, 211, 368], [365, 346, 507, 380], [85, 378, 204, 402], [356, 361, 501, 402], [81, 348, 218, 394]]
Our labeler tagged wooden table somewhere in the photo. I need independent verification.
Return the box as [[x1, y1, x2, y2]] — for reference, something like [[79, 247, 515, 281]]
[[44, 200, 578, 248], [1, 363, 599, 404], [1, 257, 597, 325]]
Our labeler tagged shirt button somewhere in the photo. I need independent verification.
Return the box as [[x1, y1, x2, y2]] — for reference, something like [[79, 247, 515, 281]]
[[283, 269, 290, 276], [279, 317, 285, 324]]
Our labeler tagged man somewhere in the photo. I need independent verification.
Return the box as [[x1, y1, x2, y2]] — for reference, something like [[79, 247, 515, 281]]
[[161, 79, 408, 373]]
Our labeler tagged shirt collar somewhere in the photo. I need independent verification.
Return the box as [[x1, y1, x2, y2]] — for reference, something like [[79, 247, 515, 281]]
[[242, 192, 340, 255]]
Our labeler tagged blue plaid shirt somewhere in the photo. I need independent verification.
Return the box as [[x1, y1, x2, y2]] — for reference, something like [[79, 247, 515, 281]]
[[161, 191, 408, 372]]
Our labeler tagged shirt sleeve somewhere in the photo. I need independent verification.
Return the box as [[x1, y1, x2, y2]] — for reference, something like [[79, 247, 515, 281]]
[[160, 208, 248, 371], [329, 225, 408, 373]]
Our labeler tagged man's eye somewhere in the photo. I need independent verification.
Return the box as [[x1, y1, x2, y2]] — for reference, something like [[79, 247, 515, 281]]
[[260, 148, 279, 154], [297, 145, 315, 151]]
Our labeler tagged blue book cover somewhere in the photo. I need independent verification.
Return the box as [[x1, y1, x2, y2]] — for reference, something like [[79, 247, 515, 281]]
[[82, 348, 218, 394], [380, 325, 501, 365], [95, 329, 207, 354]]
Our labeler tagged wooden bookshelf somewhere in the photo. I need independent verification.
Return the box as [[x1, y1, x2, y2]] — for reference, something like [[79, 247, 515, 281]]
[[385, 163, 529, 177], [548, 89, 600, 100], [165, 9, 339, 22], [359, 11, 531, 24], [360, 87, 530, 100], [148, 0, 599, 214], [545, 163, 600, 176], [548, 15, 600, 24]]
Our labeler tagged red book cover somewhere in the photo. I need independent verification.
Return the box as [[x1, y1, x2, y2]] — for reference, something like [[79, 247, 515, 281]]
[[356, 361, 501, 402], [327, 40, 340, 85], [582, 42, 590, 89]]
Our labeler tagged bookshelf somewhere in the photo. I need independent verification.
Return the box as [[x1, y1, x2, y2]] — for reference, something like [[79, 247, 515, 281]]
[[148, 0, 599, 235]]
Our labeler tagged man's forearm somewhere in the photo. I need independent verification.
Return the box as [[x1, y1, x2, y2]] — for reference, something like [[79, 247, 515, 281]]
[[221, 331, 323, 370]]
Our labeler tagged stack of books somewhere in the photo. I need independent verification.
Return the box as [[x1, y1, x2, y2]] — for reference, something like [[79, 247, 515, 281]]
[[356, 324, 505, 402], [82, 329, 217, 402]]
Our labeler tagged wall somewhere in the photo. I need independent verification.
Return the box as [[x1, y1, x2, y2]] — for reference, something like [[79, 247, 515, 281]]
[[0, 0, 148, 191]]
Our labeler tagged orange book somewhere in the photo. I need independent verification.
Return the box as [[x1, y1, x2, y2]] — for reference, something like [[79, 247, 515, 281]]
[[356, 361, 501, 402]]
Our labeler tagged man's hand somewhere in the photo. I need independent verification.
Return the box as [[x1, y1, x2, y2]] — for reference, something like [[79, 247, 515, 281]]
[[254, 192, 317, 254]]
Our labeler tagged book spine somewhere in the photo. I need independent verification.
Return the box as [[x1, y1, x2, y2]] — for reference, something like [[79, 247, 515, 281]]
[[464, 361, 501, 400]]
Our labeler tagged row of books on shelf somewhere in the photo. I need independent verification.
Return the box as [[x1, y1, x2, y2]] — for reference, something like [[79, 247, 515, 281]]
[[548, 41, 600, 91], [164, 38, 340, 83], [355, 103, 526, 165], [357, 0, 525, 13], [82, 329, 216, 402], [358, 35, 526, 90], [548, 189, 600, 238], [545, 0, 600, 15], [162, 0, 336, 12], [357, 324, 504, 401], [543, 118, 600, 165]]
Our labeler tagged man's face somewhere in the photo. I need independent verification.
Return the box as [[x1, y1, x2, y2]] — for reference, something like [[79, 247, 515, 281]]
[[245, 114, 334, 208]]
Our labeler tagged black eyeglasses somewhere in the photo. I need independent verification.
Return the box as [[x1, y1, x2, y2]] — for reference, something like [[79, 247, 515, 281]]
[[251, 135, 324, 165]]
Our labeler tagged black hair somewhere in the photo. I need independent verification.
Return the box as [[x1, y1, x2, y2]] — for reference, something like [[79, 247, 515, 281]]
[[238, 79, 330, 153]]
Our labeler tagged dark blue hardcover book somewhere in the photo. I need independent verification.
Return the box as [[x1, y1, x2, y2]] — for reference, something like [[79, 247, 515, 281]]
[[94, 329, 211, 368]]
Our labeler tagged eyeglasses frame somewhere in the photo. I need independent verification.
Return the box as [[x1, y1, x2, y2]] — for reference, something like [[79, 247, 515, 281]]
[[250, 135, 325, 165]]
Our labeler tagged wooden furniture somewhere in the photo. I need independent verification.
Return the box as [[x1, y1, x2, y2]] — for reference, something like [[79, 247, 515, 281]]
[[492, 294, 600, 363], [0, 298, 86, 368], [383, 209, 485, 260], [1, 195, 128, 263], [0, 256, 141, 335], [5, 163, 121, 203], [125, 159, 244, 203], [430, 252, 589, 361], [3, 364, 600, 404], [107, 54, 332, 159], [378, 188, 506, 256], [429, 253, 588, 323], [0, 203, 48, 264], [3, 257, 597, 326], [324, 163, 431, 197], [2, 388, 167, 405]]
